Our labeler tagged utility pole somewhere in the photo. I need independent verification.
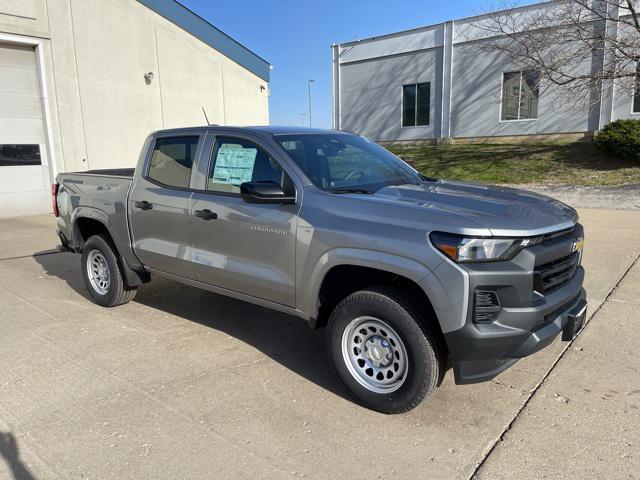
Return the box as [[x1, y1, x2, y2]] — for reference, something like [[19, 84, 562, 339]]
[[307, 79, 315, 127]]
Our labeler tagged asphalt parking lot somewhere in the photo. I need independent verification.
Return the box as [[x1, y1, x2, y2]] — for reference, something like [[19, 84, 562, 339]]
[[0, 210, 638, 480]]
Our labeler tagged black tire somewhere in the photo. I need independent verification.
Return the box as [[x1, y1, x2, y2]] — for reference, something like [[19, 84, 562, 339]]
[[326, 286, 442, 414], [81, 235, 137, 307]]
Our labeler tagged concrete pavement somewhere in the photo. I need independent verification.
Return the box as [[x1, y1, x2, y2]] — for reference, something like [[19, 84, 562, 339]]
[[505, 184, 640, 211], [0, 210, 638, 479], [476, 258, 640, 479]]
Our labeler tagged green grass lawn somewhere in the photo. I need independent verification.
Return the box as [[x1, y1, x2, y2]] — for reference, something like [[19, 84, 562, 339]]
[[386, 142, 640, 186]]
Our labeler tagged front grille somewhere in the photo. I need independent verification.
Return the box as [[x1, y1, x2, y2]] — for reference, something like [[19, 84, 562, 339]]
[[542, 226, 575, 243], [534, 252, 579, 293]]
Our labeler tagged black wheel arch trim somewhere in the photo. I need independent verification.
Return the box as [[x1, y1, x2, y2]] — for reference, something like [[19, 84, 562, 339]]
[[72, 216, 150, 287]]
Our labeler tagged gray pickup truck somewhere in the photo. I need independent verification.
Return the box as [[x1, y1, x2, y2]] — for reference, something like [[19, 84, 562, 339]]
[[54, 126, 586, 413]]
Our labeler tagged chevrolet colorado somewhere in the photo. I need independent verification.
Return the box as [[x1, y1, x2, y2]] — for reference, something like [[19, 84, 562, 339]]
[[53, 126, 586, 413]]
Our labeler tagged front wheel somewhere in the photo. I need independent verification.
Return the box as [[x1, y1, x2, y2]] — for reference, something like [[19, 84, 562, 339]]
[[326, 287, 442, 414], [81, 235, 137, 307]]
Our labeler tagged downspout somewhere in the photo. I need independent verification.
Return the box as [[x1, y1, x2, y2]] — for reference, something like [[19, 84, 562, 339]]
[[331, 43, 340, 130]]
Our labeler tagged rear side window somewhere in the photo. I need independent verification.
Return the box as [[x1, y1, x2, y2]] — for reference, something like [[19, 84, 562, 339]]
[[147, 136, 198, 188]]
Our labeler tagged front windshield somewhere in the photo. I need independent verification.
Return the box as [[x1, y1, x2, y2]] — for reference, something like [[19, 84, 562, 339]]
[[274, 133, 421, 193]]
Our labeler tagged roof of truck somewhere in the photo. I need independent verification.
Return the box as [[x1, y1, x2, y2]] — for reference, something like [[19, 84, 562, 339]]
[[151, 126, 347, 137]]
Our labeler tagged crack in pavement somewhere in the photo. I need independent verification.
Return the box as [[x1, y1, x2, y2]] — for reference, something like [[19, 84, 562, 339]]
[[468, 252, 640, 480]]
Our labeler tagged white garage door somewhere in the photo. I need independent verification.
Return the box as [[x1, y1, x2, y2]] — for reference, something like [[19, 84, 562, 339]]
[[0, 43, 51, 218]]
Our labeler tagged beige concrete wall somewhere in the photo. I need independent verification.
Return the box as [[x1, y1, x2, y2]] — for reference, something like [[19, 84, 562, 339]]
[[1, 0, 269, 174], [0, 0, 49, 38], [147, 5, 269, 129]]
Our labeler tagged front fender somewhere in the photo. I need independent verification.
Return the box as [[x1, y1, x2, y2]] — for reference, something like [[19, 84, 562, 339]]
[[299, 247, 439, 324]]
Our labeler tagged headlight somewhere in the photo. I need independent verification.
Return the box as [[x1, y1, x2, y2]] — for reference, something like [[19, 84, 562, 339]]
[[429, 232, 542, 263]]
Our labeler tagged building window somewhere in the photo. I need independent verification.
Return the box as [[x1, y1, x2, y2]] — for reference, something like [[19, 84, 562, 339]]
[[147, 136, 198, 189], [402, 83, 430, 127], [501, 70, 540, 121], [0, 145, 41, 166], [634, 63, 640, 114]]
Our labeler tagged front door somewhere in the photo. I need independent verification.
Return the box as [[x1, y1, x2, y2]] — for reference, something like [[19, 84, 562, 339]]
[[190, 135, 298, 306], [129, 134, 202, 279]]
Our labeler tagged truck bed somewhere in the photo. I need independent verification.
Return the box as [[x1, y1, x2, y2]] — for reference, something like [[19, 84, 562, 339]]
[[56, 169, 135, 265], [72, 168, 135, 178]]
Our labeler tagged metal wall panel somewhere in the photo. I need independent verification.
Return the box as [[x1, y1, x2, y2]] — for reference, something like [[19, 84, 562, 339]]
[[450, 41, 594, 138], [336, 2, 637, 142], [340, 49, 442, 142]]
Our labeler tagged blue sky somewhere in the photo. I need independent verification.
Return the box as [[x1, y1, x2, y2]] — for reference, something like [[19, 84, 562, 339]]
[[178, 0, 537, 129]]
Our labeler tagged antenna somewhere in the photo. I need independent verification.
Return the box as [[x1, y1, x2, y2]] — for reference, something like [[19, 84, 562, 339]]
[[202, 107, 211, 126]]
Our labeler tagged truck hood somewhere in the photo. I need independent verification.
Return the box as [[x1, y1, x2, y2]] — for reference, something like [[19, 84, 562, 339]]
[[374, 181, 578, 236]]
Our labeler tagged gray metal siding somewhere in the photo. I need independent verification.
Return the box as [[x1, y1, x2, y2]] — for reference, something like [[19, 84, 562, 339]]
[[450, 42, 594, 138], [610, 21, 640, 122], [339, 24, 443, 63], [340, 49, 442, 142], [336, 2, 637, 141], [612, 87, 640, 121]]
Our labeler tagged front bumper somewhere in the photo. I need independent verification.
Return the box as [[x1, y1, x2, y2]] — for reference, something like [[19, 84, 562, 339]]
[[438, 225, 587, 384], [447, 282, 586, 384]]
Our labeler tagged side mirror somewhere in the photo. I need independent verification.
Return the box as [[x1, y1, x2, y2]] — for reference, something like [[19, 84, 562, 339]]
[[240, 181, 295, 204]]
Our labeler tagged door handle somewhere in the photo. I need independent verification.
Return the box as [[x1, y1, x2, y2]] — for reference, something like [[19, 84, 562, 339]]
[[194, 209, 218, 220], [134, 200, 153, 210]]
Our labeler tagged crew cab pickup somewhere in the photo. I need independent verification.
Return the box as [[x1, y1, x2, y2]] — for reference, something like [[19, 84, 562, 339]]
[[54, 126, 587, 413]]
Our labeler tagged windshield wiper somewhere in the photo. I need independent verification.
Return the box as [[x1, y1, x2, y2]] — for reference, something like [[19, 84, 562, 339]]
[[328, 187, 373, 194], [419, 173, 438, 182]]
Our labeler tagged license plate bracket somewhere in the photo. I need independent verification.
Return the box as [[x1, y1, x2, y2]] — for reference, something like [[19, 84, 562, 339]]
[[562, 303, 587, 341]]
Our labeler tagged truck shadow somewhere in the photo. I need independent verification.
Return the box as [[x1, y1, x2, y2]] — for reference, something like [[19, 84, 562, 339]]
[[33, 251, 352, 403], [0, 431, 37, 480]]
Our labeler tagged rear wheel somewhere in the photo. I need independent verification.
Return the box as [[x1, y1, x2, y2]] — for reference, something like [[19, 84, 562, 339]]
[[326, 287, 442, 414], [81, 235, 137, 307]]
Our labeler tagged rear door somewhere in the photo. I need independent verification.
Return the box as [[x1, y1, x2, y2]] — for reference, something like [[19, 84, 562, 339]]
[[190, 134, 299, 306], [128, 132, 204, 278]]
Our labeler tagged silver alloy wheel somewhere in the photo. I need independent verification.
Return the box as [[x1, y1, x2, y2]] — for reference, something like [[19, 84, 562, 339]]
[[86, 249, 111, 295], [341, 316, 409, 394]]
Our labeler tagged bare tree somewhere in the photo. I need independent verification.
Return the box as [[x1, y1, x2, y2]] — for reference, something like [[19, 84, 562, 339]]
[[474, 0, 640, 105]]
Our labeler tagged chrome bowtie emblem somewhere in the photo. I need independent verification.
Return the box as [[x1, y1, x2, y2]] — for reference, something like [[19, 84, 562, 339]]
[[571, 238, 584, 253]]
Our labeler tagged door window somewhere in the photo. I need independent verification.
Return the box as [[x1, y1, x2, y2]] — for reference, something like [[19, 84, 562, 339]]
[[208, 137, 285, 194], [147, 136, 198, 188]]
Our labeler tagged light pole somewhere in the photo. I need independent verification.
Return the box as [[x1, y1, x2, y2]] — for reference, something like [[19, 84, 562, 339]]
[[307, 79, 315, 127], [299, 113, 306, 126]]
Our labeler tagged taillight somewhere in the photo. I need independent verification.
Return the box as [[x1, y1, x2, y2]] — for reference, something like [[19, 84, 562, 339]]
[[51, 183, 59, 217]]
